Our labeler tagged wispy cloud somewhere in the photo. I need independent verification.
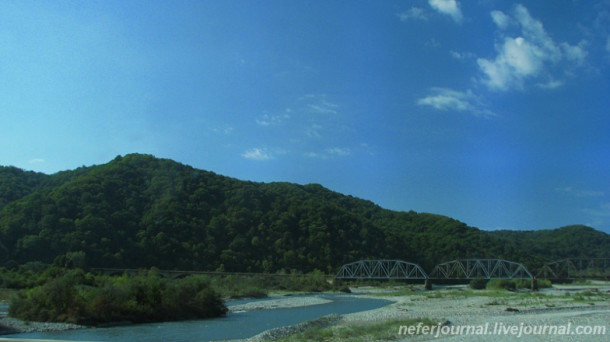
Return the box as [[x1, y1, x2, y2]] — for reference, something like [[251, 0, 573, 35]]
[[211, 125, 234, 135], [537, 79, 564, 89], [556, 186, 605, 198], [397, 7, 428, 22], [28, 158, 45, 164], [304, 147, 351, 159], [428, 0, 463, 24], [256, 110, 291, 126], [582, 202, 610, 230], [582, 202, 610, 217], [249, 94, 354, 160], [450, 50, 475, 60], [242, 148, 273, 161], [490, 10, 511, 29], [477, 4, 587, 91], [305, 96, 339, 115], [417, 88, 496, 118]]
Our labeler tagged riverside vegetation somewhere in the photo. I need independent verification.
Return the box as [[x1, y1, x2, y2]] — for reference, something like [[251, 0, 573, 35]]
[[0, 263, 335, 326], [5, 267, 227, 325]]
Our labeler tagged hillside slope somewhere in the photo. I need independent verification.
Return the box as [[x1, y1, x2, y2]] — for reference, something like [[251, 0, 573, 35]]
[[1, 154, 608, 273]]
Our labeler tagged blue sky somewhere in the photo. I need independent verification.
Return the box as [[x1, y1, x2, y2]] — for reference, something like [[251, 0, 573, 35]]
[[1, 0, 609, 233]]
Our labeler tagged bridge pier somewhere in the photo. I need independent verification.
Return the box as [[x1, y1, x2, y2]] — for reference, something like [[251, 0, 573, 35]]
[[424, 279, 432, 290], [531, 278, 538, 291]]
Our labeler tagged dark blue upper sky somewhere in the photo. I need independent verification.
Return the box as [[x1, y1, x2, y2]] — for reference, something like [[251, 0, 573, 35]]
[[1, 0, 609, 232]]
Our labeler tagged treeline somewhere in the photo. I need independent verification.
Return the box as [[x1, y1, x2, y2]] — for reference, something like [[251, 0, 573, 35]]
[[1, 154, 608, 274], [8, 267, 227, 325]]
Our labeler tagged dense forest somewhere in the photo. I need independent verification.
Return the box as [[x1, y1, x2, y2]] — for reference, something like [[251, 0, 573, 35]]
[[1, 153, 608, 274]]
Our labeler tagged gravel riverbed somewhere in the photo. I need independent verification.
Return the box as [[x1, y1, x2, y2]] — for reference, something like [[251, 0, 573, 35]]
[[248, 283, 610, 341], [228, 295, 332, 313]]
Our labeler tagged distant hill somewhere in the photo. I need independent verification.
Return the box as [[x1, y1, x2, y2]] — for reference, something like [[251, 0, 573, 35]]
[[1, 153, 608, 273]]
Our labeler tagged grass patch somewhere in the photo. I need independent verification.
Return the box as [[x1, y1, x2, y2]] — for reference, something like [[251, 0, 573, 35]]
[[486, 279, 516, 291], [571, 289, 610, 302], [279, 317, 438, 341]]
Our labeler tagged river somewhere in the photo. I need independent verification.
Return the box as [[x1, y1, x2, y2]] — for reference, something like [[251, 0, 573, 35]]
[[6, 294, 391, 341]]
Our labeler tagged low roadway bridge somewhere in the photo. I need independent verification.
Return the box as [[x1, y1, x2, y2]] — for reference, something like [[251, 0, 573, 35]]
[[536, 258, 610, 279], [429, 259, 533, 280], [90, 268, 312, 279]]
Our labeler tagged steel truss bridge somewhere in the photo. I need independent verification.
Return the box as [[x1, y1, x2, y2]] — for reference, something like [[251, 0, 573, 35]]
[[536, 258, 610, 279], [335, 259, 533, 281], [335, 260, 428, 280], [429, 259, 533, 280]]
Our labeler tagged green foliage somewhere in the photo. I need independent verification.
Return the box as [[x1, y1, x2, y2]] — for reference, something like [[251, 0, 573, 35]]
[[9, 270, 227, 325], [208, 270, 334, 298], [10, 271, 86, 323], [469, 278, 487, 290], [1, 153, 609, 274], [486, 279, 516, 291], [0, 166, 47, 210], [536, 279, 552, 288]]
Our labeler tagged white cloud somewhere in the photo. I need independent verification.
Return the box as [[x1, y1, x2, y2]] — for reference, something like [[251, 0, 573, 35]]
[[242, 148, 273, 161], [397, 7, 428, 21], [561, 41, 587, 65], [326, 147, 351, 157], [537, 79, 564, 89], [425, 38, 440, 48], [491, 10, 510, 29], [305, 124, 323, 138], [256, 111, 291, 126], [28, 158, 45, 164], [428, 0, 463, 24], [304, 147, 351, 159], [477, 4, 587, 91], [583, 202, 610, 217], [308, 101, 338, 115], [556, 186, 605, 198], [450, 50, 475, 60], [417, 88, 496, 118], [211, 125, 234, 135]]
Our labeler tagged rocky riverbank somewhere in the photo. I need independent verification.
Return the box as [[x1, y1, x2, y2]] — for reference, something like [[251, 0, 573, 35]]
[[228, 295, 332, 312], [0, 316, 85, 335]]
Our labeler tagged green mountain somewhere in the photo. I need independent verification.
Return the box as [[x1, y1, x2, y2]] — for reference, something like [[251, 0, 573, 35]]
[[1, 153, 608, 273]]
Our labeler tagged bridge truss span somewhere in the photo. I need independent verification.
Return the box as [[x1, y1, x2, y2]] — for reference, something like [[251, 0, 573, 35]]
[[429, 259, 533, 280], [335, 260, 428, 280], [536, 258, 610, 279]]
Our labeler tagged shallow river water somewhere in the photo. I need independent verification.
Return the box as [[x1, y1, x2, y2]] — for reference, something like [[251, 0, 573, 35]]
[[7, 294, 391, 341]]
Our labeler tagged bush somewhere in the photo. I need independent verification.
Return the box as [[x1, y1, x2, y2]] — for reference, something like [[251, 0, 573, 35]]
[[486, 279, 516, 291], [10, 271, 227, 325], [469, 278, 487, 290], [10, 276, 86, 323], [536, 279, 552, 288]]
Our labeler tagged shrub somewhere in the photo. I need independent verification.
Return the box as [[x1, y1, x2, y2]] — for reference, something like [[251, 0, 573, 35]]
[[535, 279, 552, 289], [486, 279, 516, 291], [10, 276, 86, 323], [469, 278, 487, 290]]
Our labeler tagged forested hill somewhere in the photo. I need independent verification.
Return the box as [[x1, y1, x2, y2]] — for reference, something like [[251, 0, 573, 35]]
[[1, 153, 608, 273]]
